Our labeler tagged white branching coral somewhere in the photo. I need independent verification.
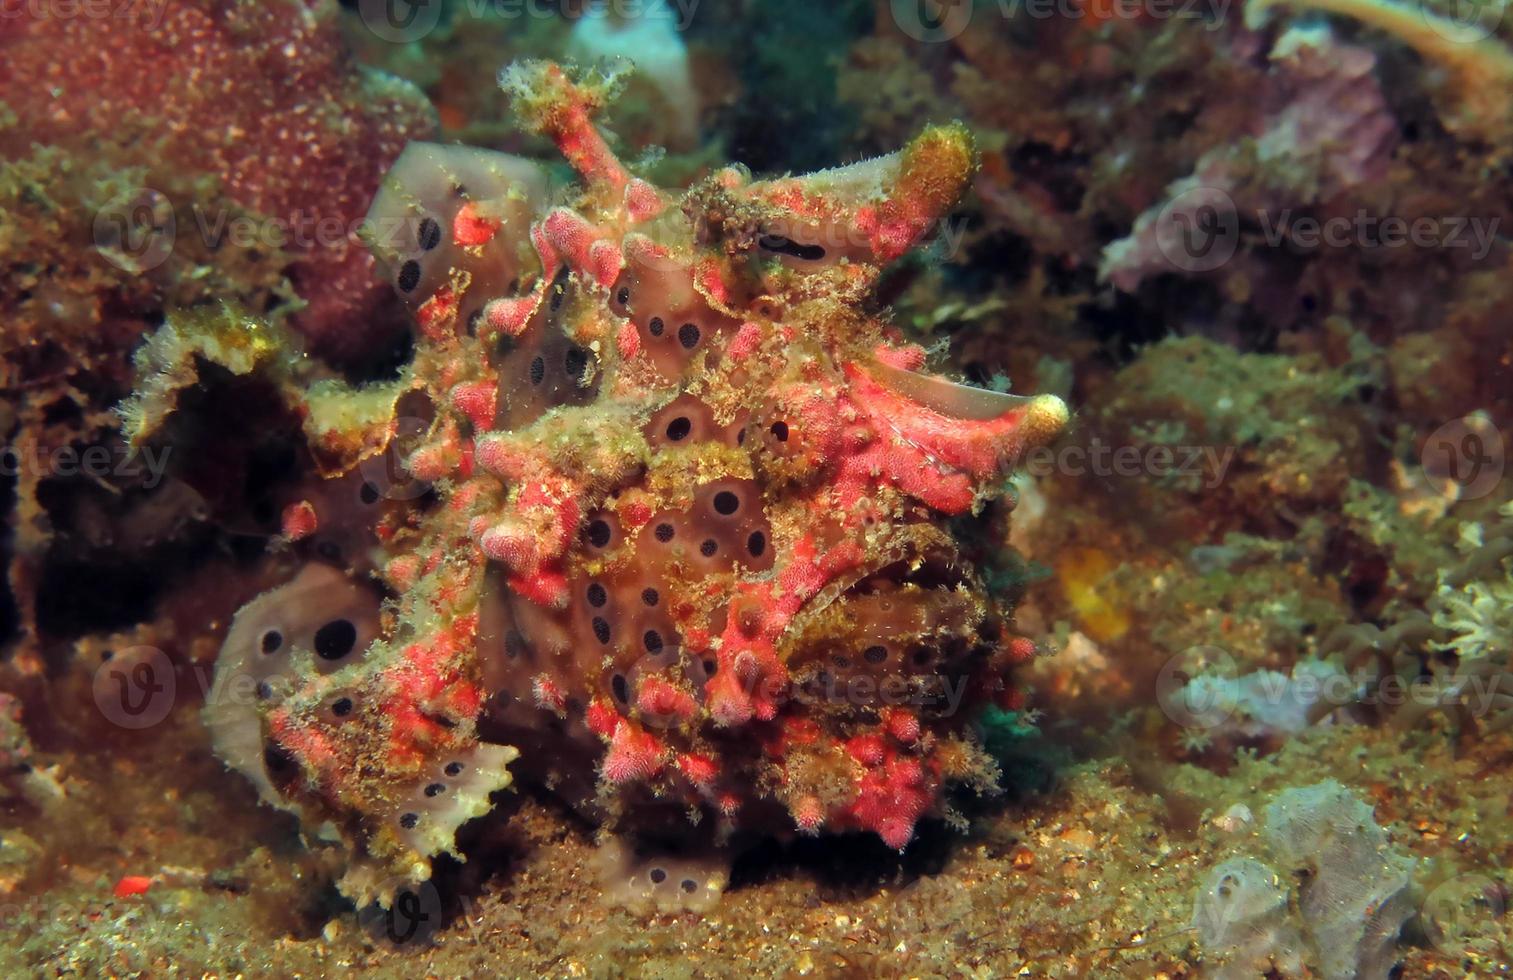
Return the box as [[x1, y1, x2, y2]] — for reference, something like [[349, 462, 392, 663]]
[[1435, 505, 1513, 662]]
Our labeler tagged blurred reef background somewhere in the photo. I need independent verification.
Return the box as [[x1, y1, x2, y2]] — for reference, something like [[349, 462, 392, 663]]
[[1, 0, 1511, 975]]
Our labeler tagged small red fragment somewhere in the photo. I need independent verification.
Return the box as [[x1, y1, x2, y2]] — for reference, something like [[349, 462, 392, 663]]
[[113, 875, 153, 898], [453, 201, 501, 247], [280, 500, 318, 541]]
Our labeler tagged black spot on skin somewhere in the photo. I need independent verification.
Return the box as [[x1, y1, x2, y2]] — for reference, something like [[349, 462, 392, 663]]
[[641, 588, 659, 607], [529, 355, 545, 385], [587, 583, 608, 608], [313, 619, 358, 660], [551, 284, 565, 311], [770, 421, 789, 442], [417, 217, 442, 251], [678, 322, 700, 349], [592, 617, 611, 644], [261, 630, 282, 654], [397, 260, 422, 293], [445, 762, 464, 776], [264, 743, 295, 773], [316, 541, 342, 562], [643, 630, 663, 653], [586, 520, 612, 548], [565, 346, 590, 382], [703, 658, 717, 675], [713, 491, 739, 515], [616, 286, 630, 306], [612, 673, 629, 703], [648, 316, 664, 337], [747, 531, 766, 557], [863, 645, 888, 664], [256, 681, 273, 701], [650, 868, 667, 884], [654, 523, 675, 543], [331, 697, 353, 717], [400, 812, 419, 829], [699, 539, 718, 557], [665, 417, 691, 441], [758, 233, 827, 261], [681, 878, 697, 893], [424, 782, 445, 797], [359, 482, 381, 505]]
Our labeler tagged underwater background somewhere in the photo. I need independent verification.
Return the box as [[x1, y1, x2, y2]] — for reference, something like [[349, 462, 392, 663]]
[[1, 0, 1512, 976]]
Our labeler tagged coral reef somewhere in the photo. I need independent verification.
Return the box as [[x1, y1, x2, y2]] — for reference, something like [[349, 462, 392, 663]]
[[0, 0, 436, 360], [3, 0, 1513, 973]]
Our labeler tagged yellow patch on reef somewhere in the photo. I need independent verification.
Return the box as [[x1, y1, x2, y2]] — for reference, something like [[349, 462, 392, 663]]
[[1057, 546, 1131, 643], [303, 378, 410, 472], [117, 304, 303, 447], [899, 121, 978, 214]]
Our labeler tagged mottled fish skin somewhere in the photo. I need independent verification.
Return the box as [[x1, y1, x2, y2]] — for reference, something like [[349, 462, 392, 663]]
[[205, 61, 1066, 908]]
